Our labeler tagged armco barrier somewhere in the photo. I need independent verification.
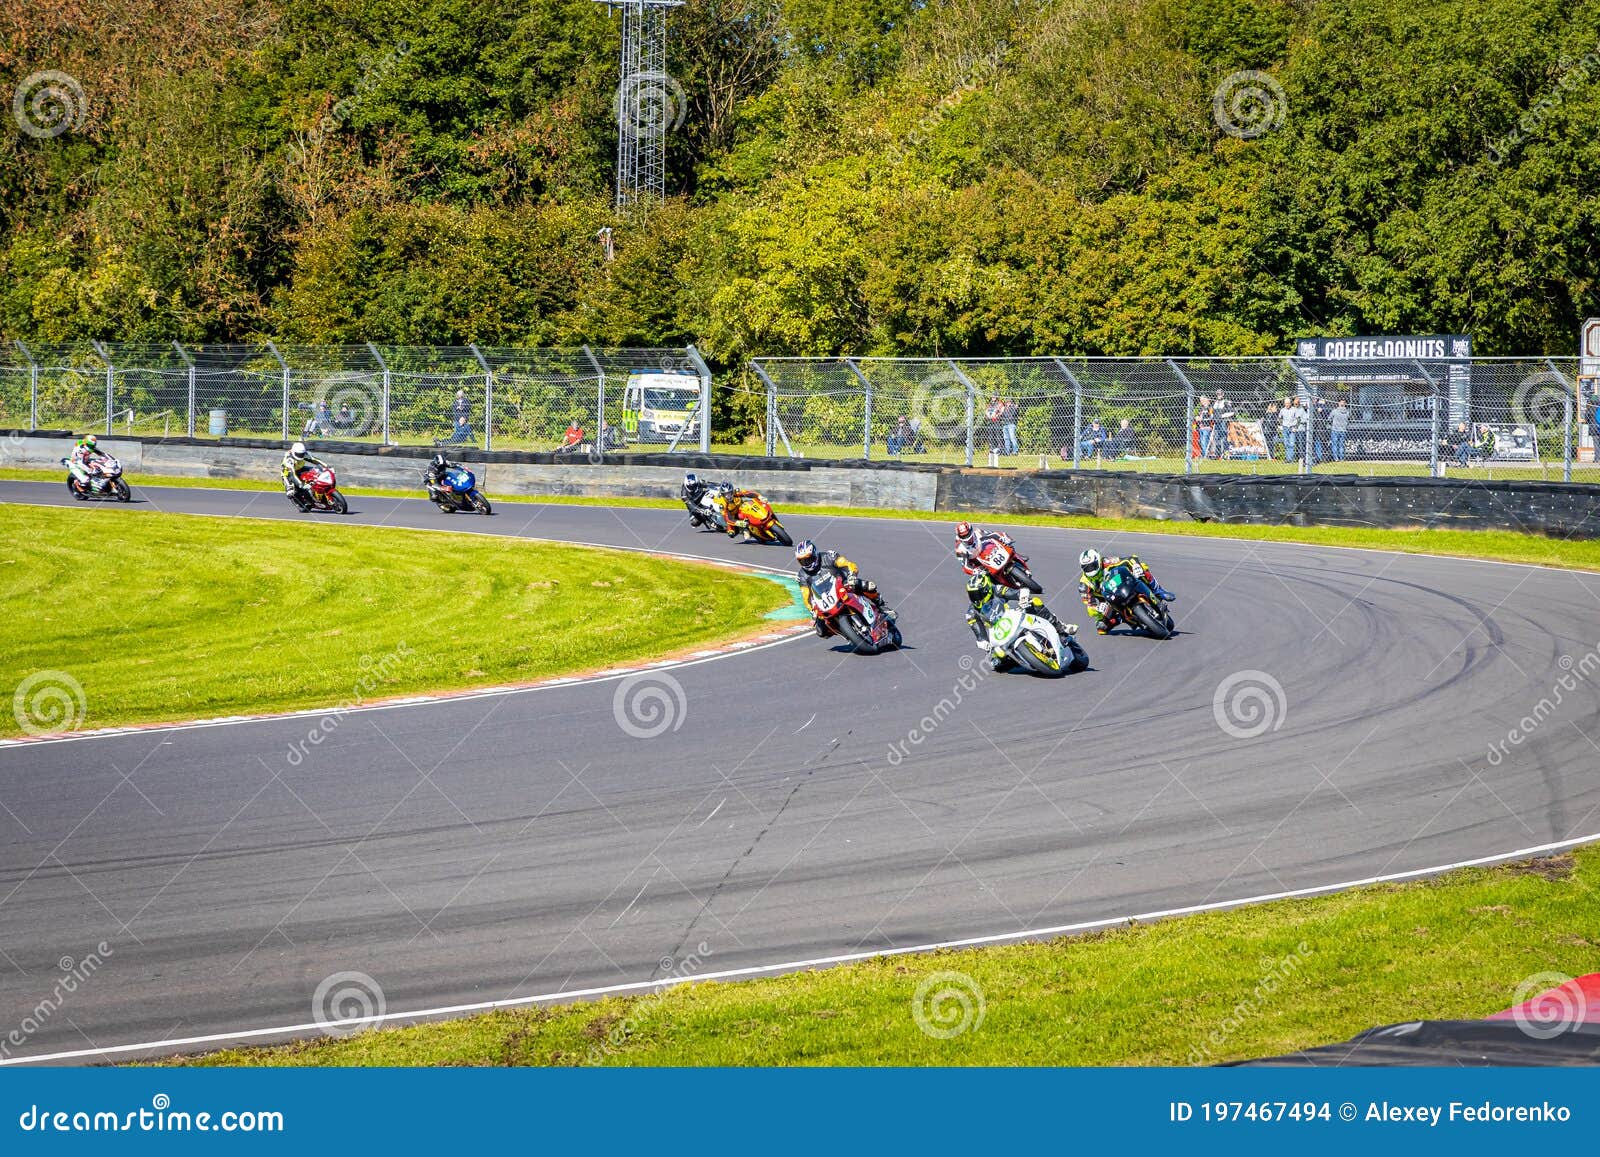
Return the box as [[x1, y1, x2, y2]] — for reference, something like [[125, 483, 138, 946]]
[[5, 431, 1598, 538]]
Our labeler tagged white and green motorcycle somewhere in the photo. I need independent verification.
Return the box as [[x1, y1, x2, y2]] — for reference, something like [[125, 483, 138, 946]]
[[985, 603, 1089, 676]]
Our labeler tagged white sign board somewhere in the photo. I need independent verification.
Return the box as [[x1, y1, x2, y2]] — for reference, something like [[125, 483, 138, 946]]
[[1581, 319, 1600, 458]]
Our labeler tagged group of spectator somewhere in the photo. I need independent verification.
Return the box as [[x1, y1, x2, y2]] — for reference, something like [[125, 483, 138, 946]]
[[985, 397, 1021, 455], [1193, 392, 1238, 458], [1259, 396, 1351, 464], [886, 415, 928, 455], [1065, 419, 1137, 460], [1440, 422, 1497, 467]]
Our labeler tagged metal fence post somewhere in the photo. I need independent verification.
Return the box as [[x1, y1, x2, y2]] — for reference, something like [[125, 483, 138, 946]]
[[266, 341, 289, 442], [16, 340, 38, 431], [844, 359, 872, 460], [1547, 358, 1576, 483], [1053, 359, 1083, 469], [1171, 356, 1196, 473], [469, 344, 493, 452], [684, 345, 713, 454], [945, 359, 976, 467], [172, 341, 195, 438], [366, 342, 390, 446], [1411, 361, 1442, 478], [582, 346, 605, 462], [92, 341, 113, 434], [750, 360, 778, 457]]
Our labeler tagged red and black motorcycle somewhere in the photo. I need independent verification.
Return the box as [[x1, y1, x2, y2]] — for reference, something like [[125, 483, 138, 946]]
[[962, 532, 1042, 593], [290, 464, 348, 514], [807, 571, 902, 655]]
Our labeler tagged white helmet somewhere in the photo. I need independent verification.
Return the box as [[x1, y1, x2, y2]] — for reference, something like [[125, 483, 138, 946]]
[[1079, 548, 1103, 576], [290, 441, 308, 459]]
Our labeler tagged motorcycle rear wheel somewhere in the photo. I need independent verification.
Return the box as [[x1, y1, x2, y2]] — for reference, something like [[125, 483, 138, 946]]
[[1008, 563, 1043, 593], [68, 479, 87, 501]]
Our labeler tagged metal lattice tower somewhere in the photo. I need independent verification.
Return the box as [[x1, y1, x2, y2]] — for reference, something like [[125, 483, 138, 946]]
[[596, 0, 684, 209]]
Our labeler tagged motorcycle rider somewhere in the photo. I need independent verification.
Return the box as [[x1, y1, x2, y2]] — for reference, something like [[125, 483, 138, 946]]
[[68, 433, 110, 488], [1078, 548, 1176, 634], [423, 452, 459, 496], [966, 571, 1082, 672], [795, 539, 893, 638], [281, 441, 330, 505], [953, 521, 1076, 641]]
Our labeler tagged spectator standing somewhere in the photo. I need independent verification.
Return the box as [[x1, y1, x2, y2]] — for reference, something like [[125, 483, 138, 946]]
[[1001, 397, 1020, 455], [448, 388, 474, 444], [1281, 396, 1306, 464], [1195, 395, 1216, 459], [1210, 391, 1235, 458], [1311, 396, 1331, 464], [1329, 400, 1350, 461], [985, 396, 1004, 452], [1260, 402, 1281, 461]]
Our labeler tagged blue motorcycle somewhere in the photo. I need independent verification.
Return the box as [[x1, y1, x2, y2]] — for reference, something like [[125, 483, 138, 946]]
[[427, 466, 492, 515]]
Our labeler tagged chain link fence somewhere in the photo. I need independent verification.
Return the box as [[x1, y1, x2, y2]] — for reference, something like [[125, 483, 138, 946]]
[[751, 356, 1591, 481], [1, 342, 713, 459]]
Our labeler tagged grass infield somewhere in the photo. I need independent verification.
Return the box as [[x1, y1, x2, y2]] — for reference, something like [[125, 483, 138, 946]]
[[175, 847, 1599, 1066], [0, 504, 789, 737]]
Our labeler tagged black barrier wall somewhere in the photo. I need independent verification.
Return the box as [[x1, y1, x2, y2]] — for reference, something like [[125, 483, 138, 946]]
[[938, 470, 1600, 539]]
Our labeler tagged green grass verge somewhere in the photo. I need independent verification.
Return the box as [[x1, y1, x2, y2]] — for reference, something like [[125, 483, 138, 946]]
[[176, 847, 1599, 1066], [0, 505, 789, 737], [7, 466, 1600, 573]]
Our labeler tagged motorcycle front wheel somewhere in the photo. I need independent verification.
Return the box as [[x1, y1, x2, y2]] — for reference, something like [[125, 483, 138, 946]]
[[1131, 602, 1172, 639], [835, 614, 878, 656], [113, 479, 131, 502], [469, 491, 492, 515], [769, 521, 794, 547], [331, 491, 349, 515]]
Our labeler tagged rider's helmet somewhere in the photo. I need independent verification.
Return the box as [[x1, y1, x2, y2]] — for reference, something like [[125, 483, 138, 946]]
[[684, 472, 698, 487], [290, 441, 308, 460], [954, 521, 977, 553], [965, 570, 995, 606], [82, 434, 98, 450], [795, 540, 820, 575], [432, 453, 448, 471], [1079, 548, 1103, 578]]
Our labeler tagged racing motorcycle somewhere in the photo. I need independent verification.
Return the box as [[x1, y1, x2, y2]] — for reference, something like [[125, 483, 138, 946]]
[[731, 492, 792, 545], [427, 465, 492, 515], [289, 464, 349, 514], [1098, 562, 1175, 639], [808, 571, 902, 655], [684, 482, 727, 530], [963, 532, 1042, 593], [61, 456, 131, 502], [986, 603, 1089, 676]]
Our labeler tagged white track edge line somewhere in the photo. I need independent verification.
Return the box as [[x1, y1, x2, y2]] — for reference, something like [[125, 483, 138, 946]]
[[5, 828, 1595, 1066]]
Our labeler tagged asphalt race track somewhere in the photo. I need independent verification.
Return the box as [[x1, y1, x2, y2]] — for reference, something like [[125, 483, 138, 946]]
[[3, 479, 1600, 1063]]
